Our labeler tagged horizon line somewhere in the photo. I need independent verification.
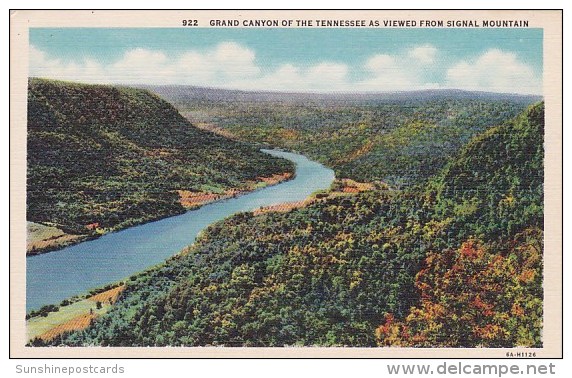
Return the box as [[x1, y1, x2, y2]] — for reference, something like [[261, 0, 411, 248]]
[[29, 77, 543, 98]]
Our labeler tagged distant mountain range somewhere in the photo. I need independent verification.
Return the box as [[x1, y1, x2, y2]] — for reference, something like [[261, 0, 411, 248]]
[[142, 83, 540, 188], [141, 84, 542, 106]]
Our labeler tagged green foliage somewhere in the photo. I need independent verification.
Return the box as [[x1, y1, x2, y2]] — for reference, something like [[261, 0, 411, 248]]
[[27, 304, 60, 319], [376, 103, 544, 347], [166, 89, 537, 188], [376, 229, 543, 348], [51, 102, 544, 347], [57, 190, 430, 346], [430, 102, 544, 243], [27, 78, 293, 235]]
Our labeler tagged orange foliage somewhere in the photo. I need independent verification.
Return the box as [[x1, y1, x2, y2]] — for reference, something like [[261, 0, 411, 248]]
[[88, 285, 125, 304], [177, 191, 225, 208], [38, 313, 96, 342], [376, 229, 543, 348]]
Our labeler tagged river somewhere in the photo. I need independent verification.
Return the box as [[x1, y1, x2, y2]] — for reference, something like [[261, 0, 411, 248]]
[[26, 150, 335, 311]]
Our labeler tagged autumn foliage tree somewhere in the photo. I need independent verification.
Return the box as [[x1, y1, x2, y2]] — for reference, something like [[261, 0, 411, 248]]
[[376, 228, 543, 347]]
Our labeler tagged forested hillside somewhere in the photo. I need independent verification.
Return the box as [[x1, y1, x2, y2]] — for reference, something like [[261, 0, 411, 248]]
[[150, 85, 539, 188], [27, 79, 293, 248], [51, 102, 544, 347]]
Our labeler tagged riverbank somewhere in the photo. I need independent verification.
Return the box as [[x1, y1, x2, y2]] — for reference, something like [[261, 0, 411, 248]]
[[27, 222, 91, 256], [26, 172, 294, 257], [27, 177, 355, 343], [178, 172, 293, 209], [25, 151, 336, 340], [253, 178, 375, 216], [26, 150, 334, 312]]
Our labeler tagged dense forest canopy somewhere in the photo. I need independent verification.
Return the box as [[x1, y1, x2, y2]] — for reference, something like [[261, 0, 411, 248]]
[[149, 85, 539, 188], [46, 98, 544, 347], [27, 79, 293, 236]]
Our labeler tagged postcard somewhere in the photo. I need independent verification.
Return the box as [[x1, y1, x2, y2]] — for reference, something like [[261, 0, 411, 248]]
[[9, 9, 562, 358]]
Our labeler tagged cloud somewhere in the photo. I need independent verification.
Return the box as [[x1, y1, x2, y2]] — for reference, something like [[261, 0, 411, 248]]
[[358, 54, 416, 91], [30, 43, 261, 87], [176, 42, 260, 85], [357, 46, 441, 91], [109, 48, 169, 84], [446, 49, 541, 94], [29, 43, 352, 92], [29, 44, 540, 94], [236, 62, 350, 92], [29, 45, 106, 83], [408, 44, 438, 64]]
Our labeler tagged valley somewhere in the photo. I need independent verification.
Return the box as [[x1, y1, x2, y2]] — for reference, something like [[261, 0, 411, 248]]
[[27, 79, 294, 255], [26, 81, 544, 348]]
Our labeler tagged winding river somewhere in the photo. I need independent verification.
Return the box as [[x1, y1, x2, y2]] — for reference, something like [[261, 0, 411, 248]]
[[26, 150, 335, 312]]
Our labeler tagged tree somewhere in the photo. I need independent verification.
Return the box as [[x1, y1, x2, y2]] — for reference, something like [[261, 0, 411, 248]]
[[376, 228, 543, 348]]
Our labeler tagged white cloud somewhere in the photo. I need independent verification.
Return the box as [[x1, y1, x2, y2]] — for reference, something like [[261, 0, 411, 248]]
[[408, 44, 438, 64], [29, 45, 106, 83], [446, 49, 541, 95], [238, 62, 350, 92], [29, 44, 540, 94], [176, 42, 260, 85], [109, 48, 169, 84], [365, 54, 398, 72], [357, 46, 441, 91], [29, 43, 261, 87], [29, 43, 352, 92], [358, 54, 417, 91]]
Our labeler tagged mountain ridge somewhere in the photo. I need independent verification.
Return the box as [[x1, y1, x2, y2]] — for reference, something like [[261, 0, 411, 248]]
[[27, 78, 294, 254], [142, 84, 541, 105]]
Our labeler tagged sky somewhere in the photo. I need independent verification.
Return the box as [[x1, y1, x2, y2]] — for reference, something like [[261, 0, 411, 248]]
[[29, 28, 543, 94]]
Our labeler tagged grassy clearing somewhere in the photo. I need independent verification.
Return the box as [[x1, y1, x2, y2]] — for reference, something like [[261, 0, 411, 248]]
[[38, 313, 96, 342], [27, 222, 86, 256], [27, 285, 124, 342]]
